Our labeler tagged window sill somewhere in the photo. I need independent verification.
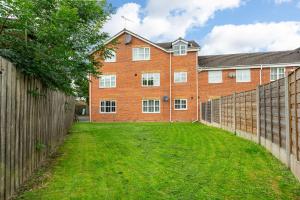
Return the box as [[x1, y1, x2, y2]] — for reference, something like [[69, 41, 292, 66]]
[[174, 82, 187, 84], [99, 87, 117, 89], [132, 59, 151, 62], [141, 86, 160, 88], [208, 82, 223, 84], [142, 112, 160, 114]]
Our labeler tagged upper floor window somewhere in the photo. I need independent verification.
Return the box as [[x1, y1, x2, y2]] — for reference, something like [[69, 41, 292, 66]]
[[174, 99, 187, 110], [236, 69, 251, 82], [104, 50, 116, 62], [142, 99, 160, 113], [142, 73, 160, 87], [270, 67, 285, 81], [99, 75, 116, 88], [133, 47, 150, 61], [208, 70, 222, 83], [174, 72, 187, 83], [173, 44, 187, 56], [100, 100, 116, 113]]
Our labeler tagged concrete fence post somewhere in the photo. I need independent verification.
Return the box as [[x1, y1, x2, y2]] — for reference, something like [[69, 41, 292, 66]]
[[220, 97, 222, 128], [200, 102, 202, 121], [233, 93, 236, 133], [211, 100, 214, 124], [256, 86, 261, 145], [284, 77, 291, 168]]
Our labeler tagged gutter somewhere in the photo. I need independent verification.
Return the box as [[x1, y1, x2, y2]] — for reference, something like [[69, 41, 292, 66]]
[[198, 62, 300, 71], [89, 74, 92, 122], [196, 52, 199, 121], [260, 65, 263, 85], [169, 53, 172, 122]]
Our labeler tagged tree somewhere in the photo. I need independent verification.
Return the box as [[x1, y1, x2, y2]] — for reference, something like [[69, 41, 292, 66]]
[[0, 0, 113, 96]]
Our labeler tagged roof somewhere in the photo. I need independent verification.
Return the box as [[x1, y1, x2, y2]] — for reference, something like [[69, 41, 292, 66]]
[[156, 40, 200, 50], [198, 48, 300, 69], [90, 29, 201, 55]]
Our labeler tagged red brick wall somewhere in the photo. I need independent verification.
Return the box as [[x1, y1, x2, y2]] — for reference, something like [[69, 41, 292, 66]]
[[90, 33, 198, 122], [198, 67, 296, 102]]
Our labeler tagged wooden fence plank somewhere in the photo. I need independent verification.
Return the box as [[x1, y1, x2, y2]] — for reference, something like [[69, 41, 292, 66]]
[[0, 57, 75, 200]]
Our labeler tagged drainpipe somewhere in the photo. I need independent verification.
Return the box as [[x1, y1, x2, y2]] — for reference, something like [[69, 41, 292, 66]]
[[169, 53, 172, 122], [196, 53, 199, 121], [89, 74, 92, 122], [260, 65, 263, 85]]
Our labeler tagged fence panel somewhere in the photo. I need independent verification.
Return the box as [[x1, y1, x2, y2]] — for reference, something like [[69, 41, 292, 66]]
[[235, 90, 257, 135], [259, 78, 286, 149], [290, 69, 300, 160], [221, 95, 234, 129], [0, 57, 75, 200], [212, 99, 220, 124]]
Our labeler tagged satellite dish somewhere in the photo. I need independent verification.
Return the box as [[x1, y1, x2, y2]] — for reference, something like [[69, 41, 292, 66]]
[[125, 34, 132, 44]]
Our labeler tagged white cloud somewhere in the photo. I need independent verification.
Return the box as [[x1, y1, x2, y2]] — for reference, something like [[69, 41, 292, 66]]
[[274, 0, 292, 4], [103, 0, 242, 41], [201, 22, 300, 55]]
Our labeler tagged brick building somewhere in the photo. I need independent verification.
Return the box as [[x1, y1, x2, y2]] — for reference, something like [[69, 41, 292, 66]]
[[89, 29, 300, 122]]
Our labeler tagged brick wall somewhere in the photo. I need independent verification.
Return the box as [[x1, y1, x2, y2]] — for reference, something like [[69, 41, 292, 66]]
[[198, 67, 296, 102], [90, 33, 198, 122]]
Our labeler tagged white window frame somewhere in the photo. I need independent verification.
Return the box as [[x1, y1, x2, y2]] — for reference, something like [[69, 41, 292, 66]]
[[270, 67, 285, 81], [208, 70, 222, 83], [99, 75, 116, 88], [99, 100, 116, 113], [174, 72, 187, 83], [142, 99, 160, 113], [142, 73, 160, 87], [104, 50, 116, 62], [173, 44, 187, 56], [236, 69, 251, 83], [132, 47, 150, 61], [174, 99, 187, 110]]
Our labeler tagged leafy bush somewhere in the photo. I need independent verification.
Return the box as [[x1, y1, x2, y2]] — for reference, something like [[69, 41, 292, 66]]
[[0, 0, 113, 96]]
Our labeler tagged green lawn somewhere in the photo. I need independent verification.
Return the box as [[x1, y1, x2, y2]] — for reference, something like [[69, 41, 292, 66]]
[[18, 123, 300, 200]]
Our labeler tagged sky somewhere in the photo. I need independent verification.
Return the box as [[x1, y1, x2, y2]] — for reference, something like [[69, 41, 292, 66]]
[[104, 0, 300, 55]]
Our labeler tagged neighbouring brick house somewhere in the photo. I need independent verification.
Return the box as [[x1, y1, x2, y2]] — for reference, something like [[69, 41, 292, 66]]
[[90, 29, 300, 122]]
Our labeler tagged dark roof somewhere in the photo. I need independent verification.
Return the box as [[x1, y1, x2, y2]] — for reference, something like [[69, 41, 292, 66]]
[[156, 40, 200, 49], [198, 48, 300, 68]]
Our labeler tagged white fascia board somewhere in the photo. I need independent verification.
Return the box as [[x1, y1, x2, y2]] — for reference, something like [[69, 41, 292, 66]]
[[172, 39, 189, 45], [198, 62, 300, 71]]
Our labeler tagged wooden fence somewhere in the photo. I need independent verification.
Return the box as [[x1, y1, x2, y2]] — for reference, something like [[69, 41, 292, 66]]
[[0, 57, 75, 200], [200, 67, 300, 181]]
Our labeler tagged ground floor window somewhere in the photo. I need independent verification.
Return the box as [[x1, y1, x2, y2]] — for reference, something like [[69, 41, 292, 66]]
[[270, 67, 285, 81], [100, 100, 116, 113], [174, 99, 187, 110], [142, 99, 160, 113]]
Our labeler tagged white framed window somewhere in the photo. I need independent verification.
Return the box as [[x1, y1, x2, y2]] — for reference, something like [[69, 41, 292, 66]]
[[174, 72, 187, 83], [236, 69, 251, 82], [270, 67, 285, 81], [142, 73, 160, 87], [104, 51, 116, 62], [142, 99, 160, 113], [174, 99, 187, 110], [173, 44, 187, 56], [132, 47, 150, 61], [99, 75, 116, 88], [100, 100, 116, 113], [208, 71, 222, 83]]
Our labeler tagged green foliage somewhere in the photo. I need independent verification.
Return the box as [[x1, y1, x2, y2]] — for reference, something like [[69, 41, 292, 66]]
[[0, 0, 113, 95], [27, 88, 45, 97], [35, 141, 46, 152], [18, 123, 300, 200]]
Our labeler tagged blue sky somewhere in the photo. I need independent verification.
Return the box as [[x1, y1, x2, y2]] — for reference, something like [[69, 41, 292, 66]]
[[104, 0, 300, 55]]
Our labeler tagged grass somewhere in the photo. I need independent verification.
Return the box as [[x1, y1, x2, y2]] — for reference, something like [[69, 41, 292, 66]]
[[18, 122, 300, 200]]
